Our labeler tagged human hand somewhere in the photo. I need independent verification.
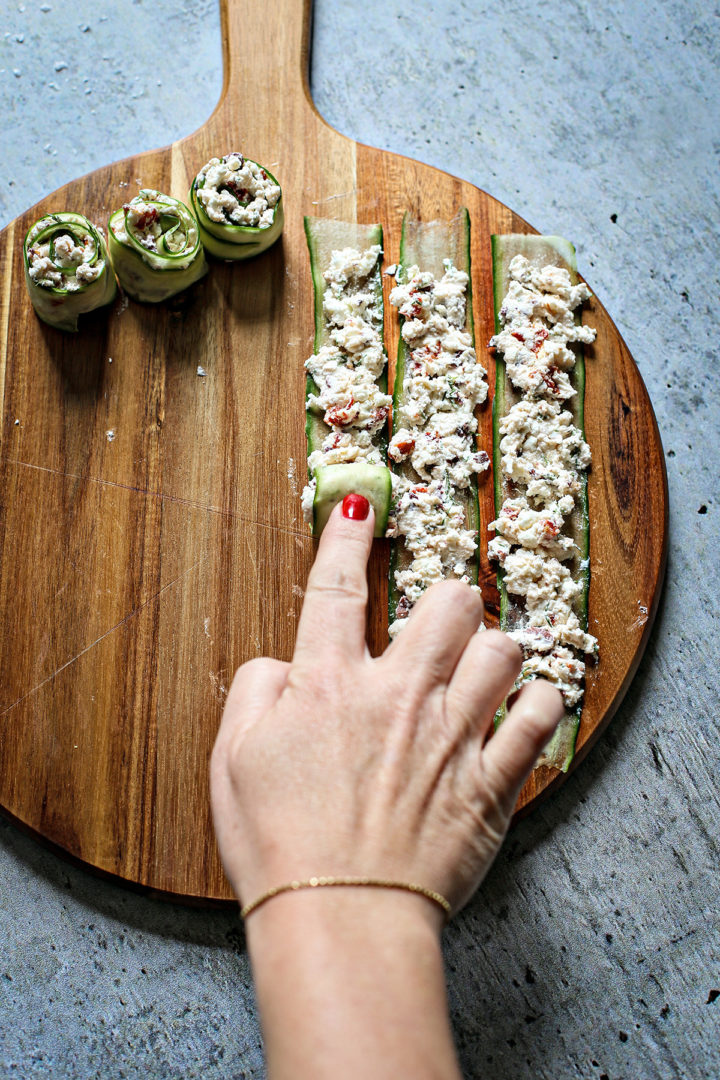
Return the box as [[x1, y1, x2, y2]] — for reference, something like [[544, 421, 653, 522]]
[[210, 494, 564, 924]]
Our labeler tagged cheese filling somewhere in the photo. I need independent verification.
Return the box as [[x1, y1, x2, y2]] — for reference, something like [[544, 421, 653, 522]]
[[109, 191, 202, 275], [26, 223, 104, 292], [195, 154, 281, 229], [302, 244, 390, 519], [387, 262, 488, 635], [489, 254, 597, 707]]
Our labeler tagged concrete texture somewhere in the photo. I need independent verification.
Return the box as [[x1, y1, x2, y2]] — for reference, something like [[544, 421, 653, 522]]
[[1, 1, 718, 1077]]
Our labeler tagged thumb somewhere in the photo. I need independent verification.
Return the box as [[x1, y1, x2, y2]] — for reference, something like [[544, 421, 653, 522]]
[[214, 656, 290, 749]]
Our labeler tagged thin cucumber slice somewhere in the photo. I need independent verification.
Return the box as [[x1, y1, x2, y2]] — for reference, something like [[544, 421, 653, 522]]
[[491, 234, 590, 772], [23, 212, 117, 332], [190, 158, 283, 261], [108, 190, 207, 303], [313, 464, 391, 537], [389, 209, 480, 623], [303, 216, 390, 537]]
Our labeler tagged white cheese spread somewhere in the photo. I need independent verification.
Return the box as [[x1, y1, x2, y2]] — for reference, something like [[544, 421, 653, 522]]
[[302, 244, 389, 518], [489, 255, 595, 402], [489, 253, 597, 706], [26, 222, 104, 292], [196, 154, 281, 229], [387, 261, 488, 634]]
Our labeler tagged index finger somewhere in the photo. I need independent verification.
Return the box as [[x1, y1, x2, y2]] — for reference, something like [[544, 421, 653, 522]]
[[294, 497, 375, 663]]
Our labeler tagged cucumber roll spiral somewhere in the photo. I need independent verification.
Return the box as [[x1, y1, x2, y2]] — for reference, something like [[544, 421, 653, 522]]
[[108, 190, 207, 302], [23, 212, 117, 332], [190, 152, 284, 260]]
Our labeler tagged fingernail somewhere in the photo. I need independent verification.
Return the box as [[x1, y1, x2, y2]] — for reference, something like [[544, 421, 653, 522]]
[[342, 493, 370, 521]]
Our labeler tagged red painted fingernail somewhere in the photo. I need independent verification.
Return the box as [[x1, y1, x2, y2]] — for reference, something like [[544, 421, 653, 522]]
[[342, 493, 370, 520]]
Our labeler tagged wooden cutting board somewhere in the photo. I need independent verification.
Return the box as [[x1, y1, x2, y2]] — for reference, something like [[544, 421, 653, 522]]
[[0, 0, 667, 903]]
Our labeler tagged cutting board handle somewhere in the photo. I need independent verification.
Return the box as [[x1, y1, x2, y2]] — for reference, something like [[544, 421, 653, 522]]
[[212, 0, 315, 129]]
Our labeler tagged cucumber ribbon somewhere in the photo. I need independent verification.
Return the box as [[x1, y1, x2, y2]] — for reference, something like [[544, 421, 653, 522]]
[[388, 211, 487, 634], [490, 234, 594, 772], [108, 190, 207, 302], [302, 217, 390, 537], [190, 154, 284, 261], [23, 212, 117, 332]]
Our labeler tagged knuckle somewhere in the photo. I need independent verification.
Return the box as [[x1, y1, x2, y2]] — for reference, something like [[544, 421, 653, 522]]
[[235, 656, 275, 681], [305, 568, 367, 606], [477, 775, 512, 839]]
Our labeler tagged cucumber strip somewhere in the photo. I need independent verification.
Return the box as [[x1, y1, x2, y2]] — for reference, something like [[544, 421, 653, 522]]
[[490, 234, 592, 771], [23, 212, 117, 332], [302, 217, 391, 538], [108, 190, 207, 303], [190, 155, 283, 261], [313, 463, 391, 536], [388, 210, 486, 630]]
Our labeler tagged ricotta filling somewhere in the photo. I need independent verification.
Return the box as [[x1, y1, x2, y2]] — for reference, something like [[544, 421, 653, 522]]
[[302, 244, 390, 518], [489, 254, 597, 707], [26, 225, 104, 292], [387, 262, 489, 635], [110, 195, 199, 270], [196, 154, 281, 229]]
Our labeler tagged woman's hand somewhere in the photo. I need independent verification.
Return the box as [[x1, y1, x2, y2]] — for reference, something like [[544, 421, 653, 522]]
[[211, 496, 563, 921], [210, 495, 564, 1079]]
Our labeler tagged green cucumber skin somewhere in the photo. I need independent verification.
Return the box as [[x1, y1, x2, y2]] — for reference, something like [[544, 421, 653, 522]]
[[313, 464, 391, 538], [303, 216, 390, 537], [194, 200, 284, 261], [190, 162, 284, 261], [490, 233, 591, 771], [23, 212, 117, 332], [389, 209, 480, 625], [108, 211, 207, 304]]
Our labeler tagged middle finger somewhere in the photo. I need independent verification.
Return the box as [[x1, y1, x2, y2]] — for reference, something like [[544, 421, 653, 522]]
[[382, 579, 484, 689]]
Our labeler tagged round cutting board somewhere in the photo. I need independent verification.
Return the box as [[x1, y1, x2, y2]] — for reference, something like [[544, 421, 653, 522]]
[[0, 0, 667, 903]]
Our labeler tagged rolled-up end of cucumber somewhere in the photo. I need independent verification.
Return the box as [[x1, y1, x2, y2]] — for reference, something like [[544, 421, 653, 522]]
[[536, 712, 580, 772], [311, 464, 391, 538], [107, 190, 207, 303], [23, 212, 117, 332], [189, 154, 283, 261]]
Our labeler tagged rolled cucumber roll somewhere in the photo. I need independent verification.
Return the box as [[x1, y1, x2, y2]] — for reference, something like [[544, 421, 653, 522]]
[[190, 153, 283, 260], [23, 212, 117, 332], [108, 190, 207, 302], [312, 463, 392, 537]]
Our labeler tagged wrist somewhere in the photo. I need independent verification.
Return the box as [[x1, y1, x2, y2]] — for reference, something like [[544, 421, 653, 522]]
[[245, 879, 445, 955], [246, 887, 459, 1080]]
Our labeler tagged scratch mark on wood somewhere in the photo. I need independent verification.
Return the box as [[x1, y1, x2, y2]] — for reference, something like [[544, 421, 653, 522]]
[[0, 555, 209, 719]]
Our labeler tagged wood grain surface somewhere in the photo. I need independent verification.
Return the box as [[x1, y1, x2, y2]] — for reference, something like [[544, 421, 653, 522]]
[[0, 0, 667, 902]]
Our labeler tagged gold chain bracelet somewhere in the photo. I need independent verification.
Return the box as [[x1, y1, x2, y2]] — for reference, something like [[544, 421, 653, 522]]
[[240, 876, 451, 920]]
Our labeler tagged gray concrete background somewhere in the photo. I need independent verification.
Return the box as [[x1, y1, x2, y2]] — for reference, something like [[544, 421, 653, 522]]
[[1, 1, 718, 1077]]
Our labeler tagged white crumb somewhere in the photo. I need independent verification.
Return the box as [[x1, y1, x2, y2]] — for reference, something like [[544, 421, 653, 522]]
[[287, 457, 298, 495]]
